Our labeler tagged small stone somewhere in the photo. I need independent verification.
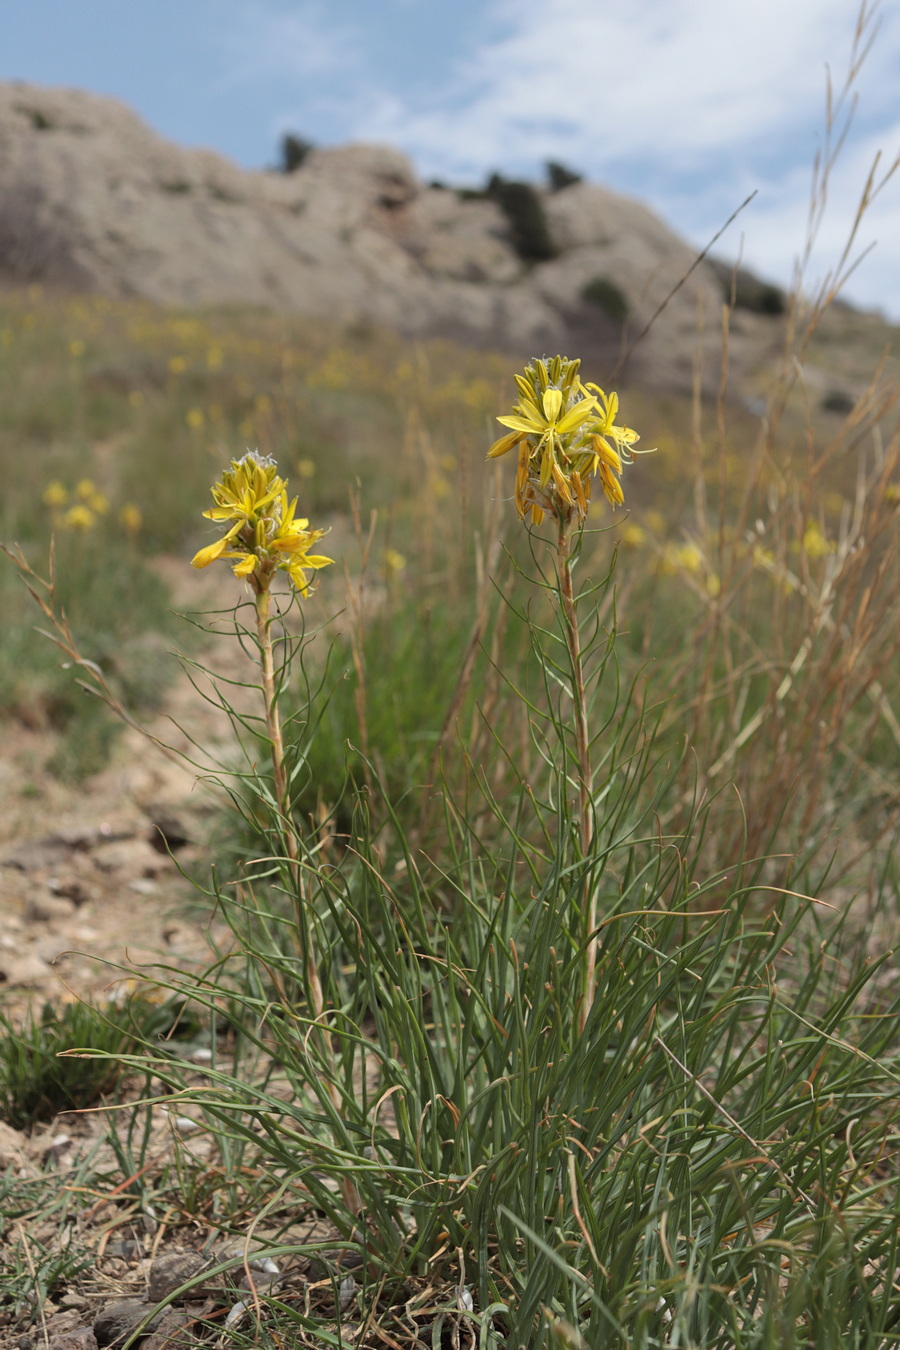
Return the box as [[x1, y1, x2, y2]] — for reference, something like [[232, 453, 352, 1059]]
[[17, 1337, 35, 1350], [0, 1119, 26, 1167], [148, 814, 192, 854], [147, 1251, 209, 1303], [105, 1239, 142, 1262], [25, 893, 77, 922], [0, 951, 51, 986], [44, 1311, 81, 1333], [93, 1300, 157, 1348], [48, 875, 92, 905], [48, 1330, 98, 1350], [42, 1134, 74, 1160], [142, 1311, 192, 1350], [2, 837, 70, 871], [91, 838, 165, 876]]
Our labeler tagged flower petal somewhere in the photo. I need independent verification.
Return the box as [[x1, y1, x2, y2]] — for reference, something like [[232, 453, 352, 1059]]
[[191, 538, 228, 569], [497, 413, 543, 435], [542, 388, 564, 423], [487, 429, 523, 459], [556, 398, 598, 435], [232, 552, 258, 577]]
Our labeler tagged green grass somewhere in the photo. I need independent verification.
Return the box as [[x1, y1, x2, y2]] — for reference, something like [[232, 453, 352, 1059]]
[[0, 994, 197, 1131]]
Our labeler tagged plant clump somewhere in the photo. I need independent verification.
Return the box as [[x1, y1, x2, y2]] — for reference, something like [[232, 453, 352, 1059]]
[[486, 173, 559, 262]]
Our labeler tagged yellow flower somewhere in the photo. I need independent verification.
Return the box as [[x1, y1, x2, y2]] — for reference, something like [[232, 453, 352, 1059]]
[[384, 548, 407, 574], [186, 407, 205, 430], [64, 504, 95, 531], [75, 478, 98, 501], [42, 480, 68, 508], [120, 503, 143, 537], [487, 356, 643, 522], [802, 522, 834, 559], [620, 522, 646, 549], [672, 542, 703, 573], [191, 451, 332, 594]]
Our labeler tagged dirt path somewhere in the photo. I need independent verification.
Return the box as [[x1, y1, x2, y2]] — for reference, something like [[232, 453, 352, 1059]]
[[0, 560, 255, 1015]]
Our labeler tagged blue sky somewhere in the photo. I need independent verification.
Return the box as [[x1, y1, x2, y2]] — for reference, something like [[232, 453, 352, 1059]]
[[3, 0, 900, 317]]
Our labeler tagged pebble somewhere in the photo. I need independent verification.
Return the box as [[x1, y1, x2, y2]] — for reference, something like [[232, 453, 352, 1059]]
[[0, 1119, 26, 1167], [48, 1331, 98, 1350], [0, 951, 51, 986], [48, 874, 92, 905], [93, 1299, 157, 1348], [43, 1311, 81, 1333], [141, 1311, 192, 1350], [25, 893, 77, 922], [147, 1251, 209, 1303]]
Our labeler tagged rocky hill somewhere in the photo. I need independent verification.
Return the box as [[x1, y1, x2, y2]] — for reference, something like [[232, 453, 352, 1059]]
[[0, 81, 786, 390]]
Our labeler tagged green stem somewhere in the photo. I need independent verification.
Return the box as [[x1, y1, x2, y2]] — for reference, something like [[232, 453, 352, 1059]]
[[556, 512, 597, 1032], [254, 590, 338, 1098], [255, 588, 297, 860]]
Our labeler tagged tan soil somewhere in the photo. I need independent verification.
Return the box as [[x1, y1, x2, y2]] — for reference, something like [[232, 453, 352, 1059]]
[[0, 558, 255, 1016]]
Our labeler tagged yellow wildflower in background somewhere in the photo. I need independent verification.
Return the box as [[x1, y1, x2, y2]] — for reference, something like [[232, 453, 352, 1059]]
[[120, 503, 143, 538], [42, 480, 69, 508], [75, 478, 109, 515], [191, 450, 332, 595], [620, 523, 647, 549], [64, 504, 95, 531], [801, 522, 835, 559], [384, 548, 407, 574], [488, 356, 642, 524]]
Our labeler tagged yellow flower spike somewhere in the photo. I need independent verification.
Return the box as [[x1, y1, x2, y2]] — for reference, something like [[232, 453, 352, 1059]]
[[192, 450, 332, 595], [489, 355, 644, 522]]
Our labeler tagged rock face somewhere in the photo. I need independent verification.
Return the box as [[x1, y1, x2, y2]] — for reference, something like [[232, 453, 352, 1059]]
[[0, 82, 749, 389]]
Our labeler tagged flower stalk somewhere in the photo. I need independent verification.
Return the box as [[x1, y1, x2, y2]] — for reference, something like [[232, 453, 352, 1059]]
[[488, 356, 646, 1029], [192, 452, 351, 1177]]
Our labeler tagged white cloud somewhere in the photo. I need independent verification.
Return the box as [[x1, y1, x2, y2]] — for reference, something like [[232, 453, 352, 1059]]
[[726, 122, 900, 314], [219, 1, 364, 86], [235, 0, 900, 314], [347, 0, 858, 173]]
